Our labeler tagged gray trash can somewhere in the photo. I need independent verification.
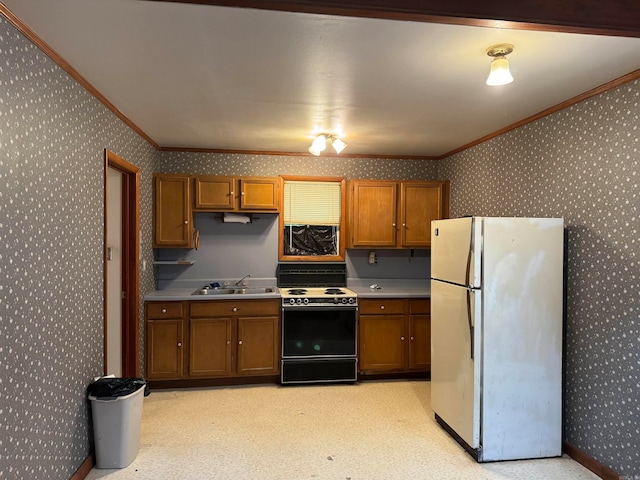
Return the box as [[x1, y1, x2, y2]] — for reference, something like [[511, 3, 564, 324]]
[[88, 377, 147, 469]]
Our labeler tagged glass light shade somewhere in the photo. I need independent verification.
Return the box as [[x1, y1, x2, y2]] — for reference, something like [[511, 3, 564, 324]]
[[332, 138, 347, 154], [486, 56, 513, 86], [309, 135, 327, 155], [308, 145, 322, 156]]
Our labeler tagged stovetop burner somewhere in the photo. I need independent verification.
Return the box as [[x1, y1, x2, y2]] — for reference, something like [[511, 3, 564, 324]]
[[324, 288, 345, 295], [287, 289, 308, 295]]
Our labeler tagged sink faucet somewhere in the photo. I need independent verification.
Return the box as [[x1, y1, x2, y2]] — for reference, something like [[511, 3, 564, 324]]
[[234, 274, 251, 286]]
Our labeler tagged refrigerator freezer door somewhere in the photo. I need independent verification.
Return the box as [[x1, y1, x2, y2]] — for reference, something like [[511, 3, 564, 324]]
[[431, 279, 481, 449], [431, 217, 480, 288], [479, 217, 564, 460]]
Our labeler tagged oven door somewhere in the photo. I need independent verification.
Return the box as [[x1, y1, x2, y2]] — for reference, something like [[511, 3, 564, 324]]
[[282, 306, 357, 358]]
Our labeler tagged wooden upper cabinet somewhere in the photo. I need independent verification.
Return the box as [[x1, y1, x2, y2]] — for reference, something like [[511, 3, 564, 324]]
[[348, 179, 449, 248], [239, 178, 280, 211], [349, 181, 398, 247], [194, 175, 235, 210], [399, 182, 444, 248], [194, 175, 279, 212], [154, 174, 192, 248]]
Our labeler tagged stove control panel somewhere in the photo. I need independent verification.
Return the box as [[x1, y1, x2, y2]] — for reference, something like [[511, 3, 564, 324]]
[[285, 296, 356, 306]]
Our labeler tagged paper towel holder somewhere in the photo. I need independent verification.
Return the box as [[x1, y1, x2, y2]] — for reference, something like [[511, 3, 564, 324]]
[[215, 213, 254, 224]]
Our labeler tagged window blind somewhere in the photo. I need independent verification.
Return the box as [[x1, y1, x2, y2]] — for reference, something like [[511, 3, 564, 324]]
[[283, 181, 341, 226]]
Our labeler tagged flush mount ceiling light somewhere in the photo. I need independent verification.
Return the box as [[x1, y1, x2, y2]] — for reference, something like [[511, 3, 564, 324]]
[[486, 43, 514, 86], [308, 134, 348, 156]]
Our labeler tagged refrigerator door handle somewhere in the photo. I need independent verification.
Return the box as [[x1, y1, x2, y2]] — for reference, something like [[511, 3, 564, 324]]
[[466, 288, 474, 360], [465, 217, 477, 289], [465, 228, 473, 288]]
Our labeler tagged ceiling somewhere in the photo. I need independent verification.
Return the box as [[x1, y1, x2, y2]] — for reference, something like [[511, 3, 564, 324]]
[[3, 0, 640, 158]]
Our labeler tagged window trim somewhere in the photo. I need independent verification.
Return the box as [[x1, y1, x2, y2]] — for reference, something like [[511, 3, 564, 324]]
[[278, 175, 346, 262]]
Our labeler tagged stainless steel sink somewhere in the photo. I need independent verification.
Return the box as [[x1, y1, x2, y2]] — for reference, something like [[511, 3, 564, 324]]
[[192, 288, 236, 295], [191, 287, 276, 296], [233, 287, 276, 294]]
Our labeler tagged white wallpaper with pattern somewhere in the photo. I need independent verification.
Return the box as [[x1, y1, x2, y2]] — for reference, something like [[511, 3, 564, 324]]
[[0, 17, 156, 479], [438, 80, 639, 477]]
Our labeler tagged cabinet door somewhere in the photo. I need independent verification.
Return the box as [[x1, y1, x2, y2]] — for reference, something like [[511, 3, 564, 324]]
[[194, 175, 235, 210], [189, 317, 233, 377], [408, 314, 431, 371], [239, 178, 279, 211], [236, 316, 280, 376], [359, 315, 406, 372], [349, 181, 398, 247], [146, 319, 184, 379], [399, 182, 443, 248], [154, 174, 192, 247]]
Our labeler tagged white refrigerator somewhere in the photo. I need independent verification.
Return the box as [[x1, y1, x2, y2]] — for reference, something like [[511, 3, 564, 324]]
[[430, 217, 564, 462]]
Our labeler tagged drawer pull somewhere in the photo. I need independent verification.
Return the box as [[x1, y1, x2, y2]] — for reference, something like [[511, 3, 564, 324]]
[[177, 342, 182, 347], [232, 307, 238, 312], [380, 305, 385, 310], [238, 340, 243, 345], [401, 336, 405, 341]]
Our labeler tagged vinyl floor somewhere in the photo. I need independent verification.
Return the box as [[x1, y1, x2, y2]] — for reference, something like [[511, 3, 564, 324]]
[[86, 380, 600, 480]]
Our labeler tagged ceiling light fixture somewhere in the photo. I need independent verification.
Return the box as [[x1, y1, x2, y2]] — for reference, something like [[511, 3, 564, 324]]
[[486, 43, 514, 86], [308, 134, 348, 156]]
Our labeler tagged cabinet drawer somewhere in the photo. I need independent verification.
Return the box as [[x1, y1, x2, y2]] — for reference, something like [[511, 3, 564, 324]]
[[190, 299, 280, 317], [409, 299, 430, 315], [359, 299, 406, 315], [147, 302, 183, 319]]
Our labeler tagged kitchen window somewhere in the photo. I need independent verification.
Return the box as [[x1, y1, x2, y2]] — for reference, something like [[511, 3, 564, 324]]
[[279, 176, 346, 262]]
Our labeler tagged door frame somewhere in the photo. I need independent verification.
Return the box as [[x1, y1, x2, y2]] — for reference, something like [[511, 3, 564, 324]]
[[104, 149, 140, 377]]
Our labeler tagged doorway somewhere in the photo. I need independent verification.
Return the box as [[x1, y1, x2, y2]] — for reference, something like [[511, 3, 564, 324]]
[[104, 150, 140, 377]]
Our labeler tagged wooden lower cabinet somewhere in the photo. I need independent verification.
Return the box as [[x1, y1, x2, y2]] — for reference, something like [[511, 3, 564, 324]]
[[189, 317, 233, 377], [145, 299, 280, 381], [236, 316, 280, 376], [145, 302, 186, 380], [408, 299, 431, 371], [358, 298, 430, 375]]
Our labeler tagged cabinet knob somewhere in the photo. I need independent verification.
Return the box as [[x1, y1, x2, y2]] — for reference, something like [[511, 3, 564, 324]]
[[241, 191, 245, 196], [238, 340, 243, 345], [232, 307, 238, 312], [226, 340, 231, 345], [392, 223, 396, 227], [410, 336, 415, 340], [177, 342, 182, 347], [401, 336, 405, 341], [403, 223, 406, 227], [184, 220, 188, 224], [230, 191, 234, 195], [161, 308, 167, 313], [380, 305, 385, 310]]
